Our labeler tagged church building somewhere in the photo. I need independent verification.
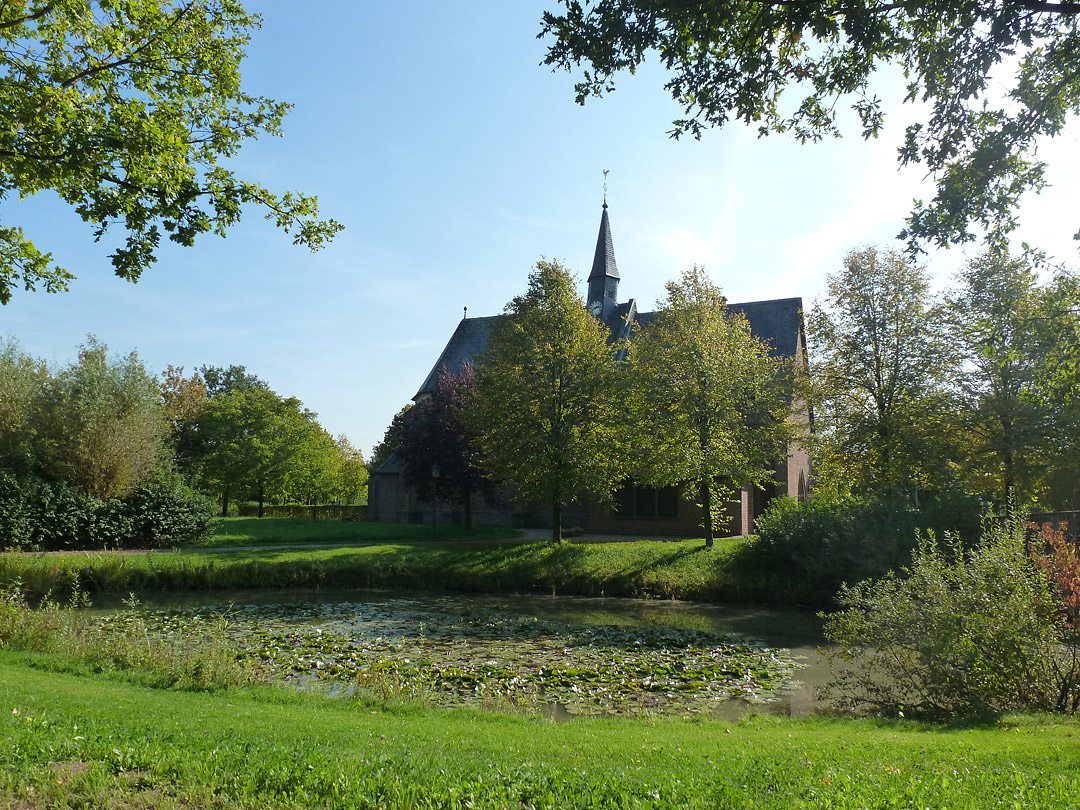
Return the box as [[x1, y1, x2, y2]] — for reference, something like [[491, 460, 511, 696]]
[[368, 203, 811, 536]]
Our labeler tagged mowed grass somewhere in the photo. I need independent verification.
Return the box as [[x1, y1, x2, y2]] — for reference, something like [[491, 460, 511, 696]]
[[205, 517, 517, 548], [0, 519, 758, 602], [3, 656, 1079, 809]]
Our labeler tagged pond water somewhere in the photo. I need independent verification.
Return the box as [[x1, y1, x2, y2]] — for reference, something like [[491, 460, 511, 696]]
[[100, 589, 830, 720]]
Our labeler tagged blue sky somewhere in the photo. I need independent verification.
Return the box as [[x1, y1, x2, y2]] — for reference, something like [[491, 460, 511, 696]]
[[3, 1, 1078, 457]]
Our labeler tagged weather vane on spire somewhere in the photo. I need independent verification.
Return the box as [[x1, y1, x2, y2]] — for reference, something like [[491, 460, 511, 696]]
[[603, 169, 609, 207]]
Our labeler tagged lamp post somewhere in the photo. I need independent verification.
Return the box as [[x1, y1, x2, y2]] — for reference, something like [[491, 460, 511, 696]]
[[431, 462, 440, 532]]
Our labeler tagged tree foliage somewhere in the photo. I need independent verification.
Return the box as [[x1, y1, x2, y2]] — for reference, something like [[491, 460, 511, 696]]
[[823, 520, 1076, 717], [627, 266, 791, 546], [367, 404, 411, 474], [541, 0, 1080, 251], [807, 246, 954, 499], [0, 0, 342, 304], [0, 337, 46, 473], [190, 386, 315, 516], [1032, 271, 1080, 508], [473, 260, 625, 543], [31, 337, 166, 499], [397, 364, 490, 529], [946, 251, 1050, 507]]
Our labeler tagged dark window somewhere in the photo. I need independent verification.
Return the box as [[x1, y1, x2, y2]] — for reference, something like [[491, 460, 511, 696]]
[[656, 485, 679, 518], [615, 480, 680, 519]]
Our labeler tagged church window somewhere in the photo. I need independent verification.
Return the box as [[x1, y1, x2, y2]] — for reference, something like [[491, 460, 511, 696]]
[[615, 480, 679, 518]]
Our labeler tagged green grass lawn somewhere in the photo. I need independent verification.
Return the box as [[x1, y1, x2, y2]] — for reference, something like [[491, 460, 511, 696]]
[[3, 655, 1079, 809], [204, 517, 517, 548], [1, 520, 760, 603]]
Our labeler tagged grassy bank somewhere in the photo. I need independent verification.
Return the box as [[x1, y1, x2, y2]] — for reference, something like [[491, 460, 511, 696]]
[[205, 518, 515, 548], [3, 656, 1079, 809], [0, 521, 769, 603]]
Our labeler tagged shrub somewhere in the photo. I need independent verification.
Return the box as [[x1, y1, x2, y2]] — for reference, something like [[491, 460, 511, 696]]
[[742, 492, 985, 605], [822, 519, 1076, 717], [0, 470, 213, 550], [743, 496, 921, 603], [123, 470, 215, 548]]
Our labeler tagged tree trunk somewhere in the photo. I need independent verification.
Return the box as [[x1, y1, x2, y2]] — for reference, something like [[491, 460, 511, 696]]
[[312, 495, 318, 521], [701, 480, 714, 549], [258, 483, 265, 519], [1003, 448, 1015, 512], [463, 484, 473, 530], [221, 488, 230, 518], [552, 498, 562, 544]]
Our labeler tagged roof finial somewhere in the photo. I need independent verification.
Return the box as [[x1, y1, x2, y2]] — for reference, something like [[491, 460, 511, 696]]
[[602, 169, 609, 208], [463, 306, 468, 321]]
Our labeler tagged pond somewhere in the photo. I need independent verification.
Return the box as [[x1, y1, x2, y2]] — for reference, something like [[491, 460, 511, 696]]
[[99, 590, 829, 720]]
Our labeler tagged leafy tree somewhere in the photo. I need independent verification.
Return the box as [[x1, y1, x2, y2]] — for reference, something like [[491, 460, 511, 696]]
[[191, 386, 315, 516], [284, 421, 341, 516], [541, 1, 1080, 250], [330, 434, 369, 505], [626, 266, 791, 547], [199, 364, 269, 397], [807, 246, 955, 499], [397, 364, 490, 529], [0, 337, 46, 472], [1032, 271, 1080, 508], [159, 364, 209, 471], [368, 404, 412, 474], [946, 251, 1049, 508], [0, 0, 341, 304], [31, 338, 166, 499], [473, 260, 625, 543]]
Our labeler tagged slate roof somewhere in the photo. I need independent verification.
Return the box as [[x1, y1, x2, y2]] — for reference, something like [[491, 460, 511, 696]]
[[415, 315, 500, 398], [414, 297, 803, 399], [634, 297, 804, 359], [372, 449, 403, 476]]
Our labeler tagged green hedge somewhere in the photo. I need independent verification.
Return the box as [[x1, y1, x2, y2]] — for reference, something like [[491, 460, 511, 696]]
[[738, 492, 984, 605], [235, 504, 366, 520], [0, 470, 215, 551]]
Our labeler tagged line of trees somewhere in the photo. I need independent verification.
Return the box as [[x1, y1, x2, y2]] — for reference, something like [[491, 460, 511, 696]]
[[0, 339, 367, 549], [808, 247, 1080, 513], [166, 365, 368, 517]]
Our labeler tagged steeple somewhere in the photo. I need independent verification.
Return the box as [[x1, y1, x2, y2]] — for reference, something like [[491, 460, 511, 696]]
[[586, 201, 620, 321]]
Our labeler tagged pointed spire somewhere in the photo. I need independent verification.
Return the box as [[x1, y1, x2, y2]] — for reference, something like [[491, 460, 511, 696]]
[[587, 184, 620, 320], [588, 201, 619, 283]]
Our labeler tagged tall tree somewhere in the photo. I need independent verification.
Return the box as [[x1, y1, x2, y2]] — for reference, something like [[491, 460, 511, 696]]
[[807, 246, 955, 499], [367, 404, 412, 474], [330, 434, 369, 505], [627, 266, 792, 547], [192, 386, 315, 516], [947, 251, 1049, 508], [541, 1, 1080, 251], [31, 338, 166, 499], [0, 0, 341, 304], [160, 365, 209, 469], [0, 337, 46, 473], [397, 364, 490, 529], [285, 421, 341, 517], [1033, 271, 1080, 508], [199, 364, 269, 397], [473, 260, 625, 543]]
